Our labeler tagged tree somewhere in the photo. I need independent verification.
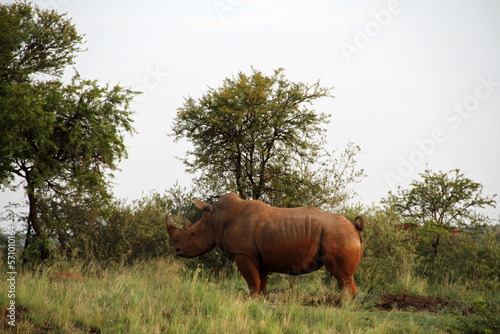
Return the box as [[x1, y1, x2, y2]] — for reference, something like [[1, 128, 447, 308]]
[[172, 68, 363, 208], [384, 169, 497, 258], [258, 141, 365, 210], [0, 2, 136, 260], [0, 2, 84, 85]]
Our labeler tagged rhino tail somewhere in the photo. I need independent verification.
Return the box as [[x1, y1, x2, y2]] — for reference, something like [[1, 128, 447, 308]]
[[354, 216, 366, 232], [353, 216, 366, 243]]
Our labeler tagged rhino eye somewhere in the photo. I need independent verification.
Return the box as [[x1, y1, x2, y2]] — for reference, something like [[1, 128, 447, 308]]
[[190, 232, 195, 236]]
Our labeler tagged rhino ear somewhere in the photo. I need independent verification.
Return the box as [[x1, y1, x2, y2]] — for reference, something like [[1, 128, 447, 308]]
[[193, 198, 213, 213]]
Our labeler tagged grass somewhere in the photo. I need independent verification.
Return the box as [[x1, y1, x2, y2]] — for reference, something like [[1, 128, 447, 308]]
[[0, 257, 497, 333]]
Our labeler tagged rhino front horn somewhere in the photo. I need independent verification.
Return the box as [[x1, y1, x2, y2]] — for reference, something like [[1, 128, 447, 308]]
[[166, 215, 179, 236]]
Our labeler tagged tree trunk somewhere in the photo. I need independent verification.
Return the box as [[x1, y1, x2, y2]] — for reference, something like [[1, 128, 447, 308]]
[[235, 144, 246, 199], [22, 217, 32, 263], [24, 217, 31, 249], [432, 234, 441, 260], [26, 182, 49, 260]]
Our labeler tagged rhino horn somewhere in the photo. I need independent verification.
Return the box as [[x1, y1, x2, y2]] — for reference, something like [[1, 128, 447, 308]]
[[193, 198, 213, 213], [183, 219, 193, 230], [166, 215, 180, 237]]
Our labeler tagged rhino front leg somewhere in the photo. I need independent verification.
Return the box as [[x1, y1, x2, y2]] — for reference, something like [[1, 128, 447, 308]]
[[235, 255, 261, 295]]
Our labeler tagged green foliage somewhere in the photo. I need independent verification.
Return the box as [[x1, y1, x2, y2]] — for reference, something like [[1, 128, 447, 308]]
[[35, 191, 170, 265], [384, 169, 497, 258], [381, 169, 499, 292], [36, 187, 109, 262], [449, 297, 500, 334], [30, 184, 233, 270], [386, 169, 496, 231], [269, 141, 366, 210], [164, 182, 199, 224], [416, 226, 500, 290], [1, 74, 135, 192], [0, 2, 137, 260], [0, 1, 84, 84], [97, 194, 170, 264]]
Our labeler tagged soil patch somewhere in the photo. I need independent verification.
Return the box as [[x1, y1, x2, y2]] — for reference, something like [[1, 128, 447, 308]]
[[300, 293, 454, 313], [378, 293, 454, 313]]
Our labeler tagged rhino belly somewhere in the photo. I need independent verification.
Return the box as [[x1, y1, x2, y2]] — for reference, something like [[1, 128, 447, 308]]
[[258, 239, 323, 275]]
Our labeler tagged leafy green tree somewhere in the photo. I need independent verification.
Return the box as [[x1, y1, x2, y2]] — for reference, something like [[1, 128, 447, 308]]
[[0, 2, 136, 260], [384, 169, 497, 258], [0, 1, 84, 85], [270, 141, 365, 210], [35, 185, 110, 261], [172, 68, 363, 208]]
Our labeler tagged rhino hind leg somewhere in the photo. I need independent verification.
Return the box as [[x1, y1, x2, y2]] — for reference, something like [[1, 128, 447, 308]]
[[322, 253, 359, 296], [235, 255, 263, 295], [325, 264, 358, 296], [334, 273, 357, 296], [259, 270, 269, 294]]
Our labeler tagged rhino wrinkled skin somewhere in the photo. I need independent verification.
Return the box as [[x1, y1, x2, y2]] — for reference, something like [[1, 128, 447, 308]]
[[166, 192, 365, 296]]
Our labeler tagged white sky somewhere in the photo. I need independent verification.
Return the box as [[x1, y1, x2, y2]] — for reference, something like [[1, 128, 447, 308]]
[[2, 0, 500, 225]]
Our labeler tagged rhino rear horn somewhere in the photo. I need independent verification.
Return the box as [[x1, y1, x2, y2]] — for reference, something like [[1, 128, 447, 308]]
[[193, 198, 213, 213], [183, 219, 193, 230]]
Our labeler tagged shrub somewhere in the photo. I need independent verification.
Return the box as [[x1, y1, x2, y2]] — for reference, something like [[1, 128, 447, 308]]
[[448, 297, 500, 334], [416, 225, 500, 290], [97, 193, 171, 264]]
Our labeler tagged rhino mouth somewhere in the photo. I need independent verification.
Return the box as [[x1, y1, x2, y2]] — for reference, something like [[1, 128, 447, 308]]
[[175, 248, 187, 257]]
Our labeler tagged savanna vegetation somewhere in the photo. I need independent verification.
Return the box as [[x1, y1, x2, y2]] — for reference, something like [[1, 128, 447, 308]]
[[1, 2, 499, 333]]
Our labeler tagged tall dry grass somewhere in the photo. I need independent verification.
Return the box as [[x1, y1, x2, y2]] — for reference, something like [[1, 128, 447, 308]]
[[0, 257, 466, 333]]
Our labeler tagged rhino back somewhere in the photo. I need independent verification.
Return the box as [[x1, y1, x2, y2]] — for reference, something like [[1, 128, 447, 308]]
[[218, 201, 360, 273]]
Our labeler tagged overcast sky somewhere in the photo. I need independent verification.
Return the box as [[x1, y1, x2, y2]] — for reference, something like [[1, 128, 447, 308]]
[[2, 0, 500, 224]]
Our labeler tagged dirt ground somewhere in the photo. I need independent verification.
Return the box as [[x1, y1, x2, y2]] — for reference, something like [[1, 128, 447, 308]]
[[377, 293, 454, 313], [301, 293, 454, 313]]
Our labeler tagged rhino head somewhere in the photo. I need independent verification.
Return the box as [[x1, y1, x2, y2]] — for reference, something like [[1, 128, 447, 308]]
[[166, 198, 216, 258]]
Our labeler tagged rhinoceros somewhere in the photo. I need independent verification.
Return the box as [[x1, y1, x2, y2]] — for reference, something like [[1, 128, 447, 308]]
[[166, 192, 365, 296]]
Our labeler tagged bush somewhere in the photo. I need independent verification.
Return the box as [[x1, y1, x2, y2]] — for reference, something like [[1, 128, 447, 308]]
[[97, 193, 171, 264], [416, 225, 500, 290], [448, 297, 500, 334], [37, 191, 172, 264]]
